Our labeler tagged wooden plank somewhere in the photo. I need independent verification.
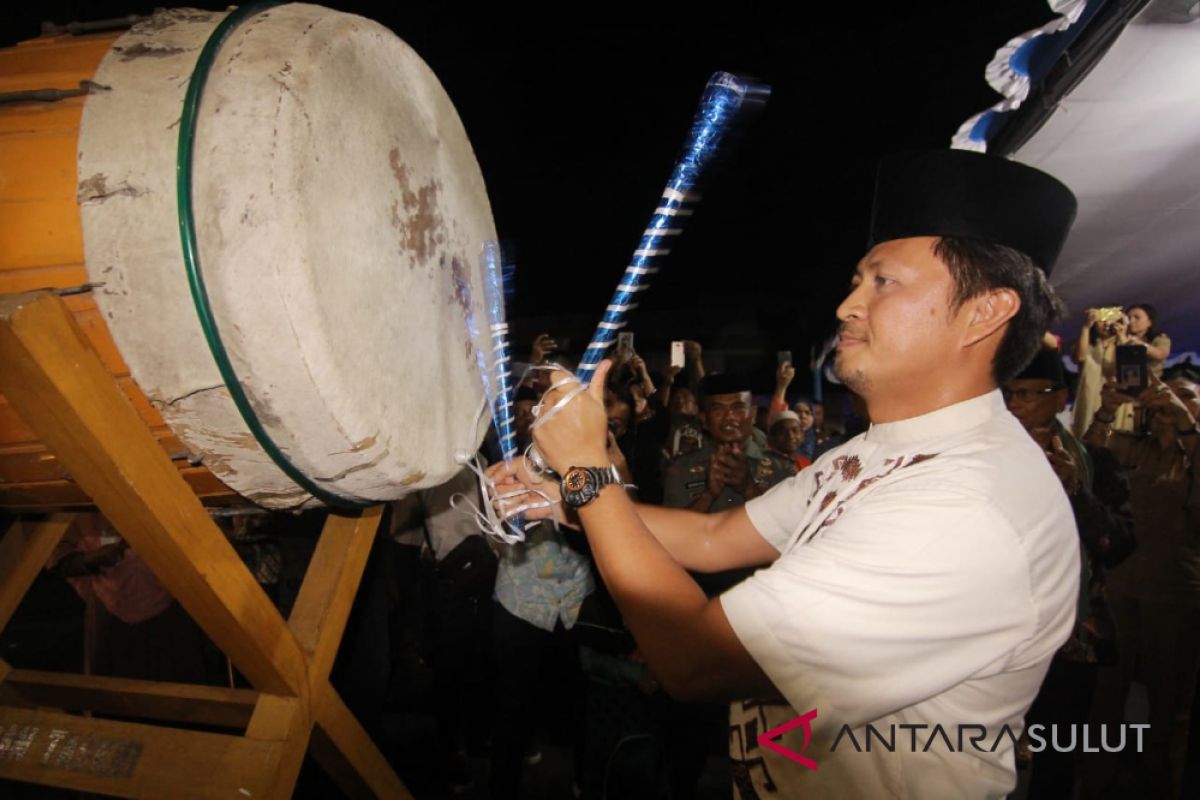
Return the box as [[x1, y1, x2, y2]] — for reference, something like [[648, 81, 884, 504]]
[[0, 467, 238, 511], [0, 705, 280, 799], [5, 670, 258, 730], [288, 507, 383, 685], [0, 264, 90, 295], [0, 514, 73, 632], [0, 431, 194, 483], [312, 687, 412, 800], [0, 292, 306, 696], [245, 694, 309, 800], [0, 657, 34, 710], [0, 199, 83, 270]]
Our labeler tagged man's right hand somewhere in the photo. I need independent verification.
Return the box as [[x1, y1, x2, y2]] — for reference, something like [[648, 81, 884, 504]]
[[1099, 379, 1136, 414], [530, 333, 558, 365], [775, 360, 795, 392], [706, 449, 728, 497]]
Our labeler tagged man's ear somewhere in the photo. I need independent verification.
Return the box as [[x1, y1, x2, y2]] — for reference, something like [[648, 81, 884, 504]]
[[961, 287, 1020, 348]]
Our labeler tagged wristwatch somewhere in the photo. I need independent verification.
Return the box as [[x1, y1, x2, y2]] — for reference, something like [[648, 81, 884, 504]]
[[560, 464, 622, 509]]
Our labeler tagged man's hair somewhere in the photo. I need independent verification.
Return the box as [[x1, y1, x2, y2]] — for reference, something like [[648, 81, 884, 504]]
[[933, 237, 1065, 384]]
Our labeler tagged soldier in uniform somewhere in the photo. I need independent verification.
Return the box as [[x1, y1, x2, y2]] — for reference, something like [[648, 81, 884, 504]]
[[662, 373, 795, 513]]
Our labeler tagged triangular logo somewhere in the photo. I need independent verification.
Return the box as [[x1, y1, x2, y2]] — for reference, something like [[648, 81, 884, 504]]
[[758, 707, 819, 771]]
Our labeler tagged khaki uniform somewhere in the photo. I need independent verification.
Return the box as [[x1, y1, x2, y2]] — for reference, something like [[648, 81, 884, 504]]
[[662, 437, 795, 511]]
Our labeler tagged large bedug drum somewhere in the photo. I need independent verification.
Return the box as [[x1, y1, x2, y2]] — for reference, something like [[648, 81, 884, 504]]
[[0, 4, 495, 509]]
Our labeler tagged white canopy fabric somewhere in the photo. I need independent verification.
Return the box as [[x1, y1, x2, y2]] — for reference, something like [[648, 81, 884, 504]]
[[1014, 6, 1200, 354], [954, 0, 1200, 358]]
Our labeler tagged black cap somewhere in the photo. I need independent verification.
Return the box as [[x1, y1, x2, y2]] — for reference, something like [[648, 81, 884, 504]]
[[1013, 347, 1067, 387], [869, 149, 1077, 272], [699, 372, 752, 399]]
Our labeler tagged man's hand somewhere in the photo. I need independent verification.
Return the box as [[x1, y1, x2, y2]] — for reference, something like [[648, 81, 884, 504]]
[[713, 443, 752, 496], [1098, 379, 1136, 415], [532, 361, 612, 474], [775, 361, 795, 393], [1139, 375, 1197, 431], [485, 456, 559, 521], [683, 340, 702, 362], [1045, 436, 1080, 495], [706, 453, 727, 497], [630, 353, 649, 379], [530, 333, 558, 365]]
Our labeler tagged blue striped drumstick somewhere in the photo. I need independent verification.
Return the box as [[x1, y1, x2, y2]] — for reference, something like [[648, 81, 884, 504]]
[[575, 71, 770, 384]]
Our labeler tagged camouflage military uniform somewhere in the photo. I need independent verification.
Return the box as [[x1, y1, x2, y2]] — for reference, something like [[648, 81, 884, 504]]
[[662, 437, 795, 511]]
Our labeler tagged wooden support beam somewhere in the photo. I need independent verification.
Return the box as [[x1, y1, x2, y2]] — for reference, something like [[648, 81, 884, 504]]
[[0, 293, 306, 697], [0, 293, 412, 797], [3, 669, 258, 729], [311, 687, 412, 800], [0, 514, 73, 632], [0, 706, 281, 798], [0, 658, 29, 709], [289, 507, 382, 685], [245, 693, 309, 800]]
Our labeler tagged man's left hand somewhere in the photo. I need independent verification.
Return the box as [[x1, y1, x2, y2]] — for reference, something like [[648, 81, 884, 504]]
[[714, 444, 752, 495], [1045, 436, 1080, 495], [532, 361, 613, 474]]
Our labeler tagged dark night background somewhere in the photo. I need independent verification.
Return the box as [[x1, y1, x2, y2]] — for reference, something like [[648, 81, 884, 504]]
[[5, 1, 1058, 373]]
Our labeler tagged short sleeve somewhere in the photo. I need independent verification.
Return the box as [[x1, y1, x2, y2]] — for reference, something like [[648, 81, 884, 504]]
[[743, 467, 818, 552], [723, 484, 1057, 727], [1152, 333, 1172, 360]]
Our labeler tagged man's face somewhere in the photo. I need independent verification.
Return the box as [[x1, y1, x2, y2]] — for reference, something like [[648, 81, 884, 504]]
[[1003, 378, 1066, 433], [834, 237, 965, 399], [792, 402, 815, 433], [703, 391, 754, 444], [769, 419, 803, 455], [670, 387, 699, 418]]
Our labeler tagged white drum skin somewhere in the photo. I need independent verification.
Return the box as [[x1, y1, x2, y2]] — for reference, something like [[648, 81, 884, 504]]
[[79, 5, 495, 508]]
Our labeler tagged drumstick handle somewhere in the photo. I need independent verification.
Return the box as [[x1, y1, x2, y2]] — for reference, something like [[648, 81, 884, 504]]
[[575, 72, 769, 384]]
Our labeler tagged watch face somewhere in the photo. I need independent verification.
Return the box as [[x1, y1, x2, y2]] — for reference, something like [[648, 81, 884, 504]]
[[564, 468, 589, 492]]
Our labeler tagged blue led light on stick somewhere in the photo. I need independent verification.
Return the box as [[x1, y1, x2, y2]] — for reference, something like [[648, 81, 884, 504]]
[[576, 71, 770, 383], [481, 241, 518, 465]]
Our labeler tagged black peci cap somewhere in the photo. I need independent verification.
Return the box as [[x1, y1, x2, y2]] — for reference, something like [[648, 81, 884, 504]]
[[699, 372, 752, 399], [1013, 347, 1067, 387], [868, 149, 1077, 273]]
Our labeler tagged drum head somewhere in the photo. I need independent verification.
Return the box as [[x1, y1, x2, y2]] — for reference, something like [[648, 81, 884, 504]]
[[80, 5, 495, 508]]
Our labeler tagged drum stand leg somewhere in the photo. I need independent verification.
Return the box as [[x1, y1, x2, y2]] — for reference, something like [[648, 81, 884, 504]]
[[0, 291, 410, 798]]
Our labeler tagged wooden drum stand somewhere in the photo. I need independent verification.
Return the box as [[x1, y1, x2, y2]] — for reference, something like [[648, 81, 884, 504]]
[[0, 291, 411, 798]]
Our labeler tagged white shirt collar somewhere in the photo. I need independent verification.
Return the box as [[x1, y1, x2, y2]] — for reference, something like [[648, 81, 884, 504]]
[[864, 389, 1005, 447]]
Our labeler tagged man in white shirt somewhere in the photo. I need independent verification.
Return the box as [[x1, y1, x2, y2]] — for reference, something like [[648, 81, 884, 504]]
[[492, 149, 1081, 798]]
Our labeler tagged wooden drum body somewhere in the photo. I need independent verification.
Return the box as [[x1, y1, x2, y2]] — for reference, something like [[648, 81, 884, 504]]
[[0, 5, 495, 509]]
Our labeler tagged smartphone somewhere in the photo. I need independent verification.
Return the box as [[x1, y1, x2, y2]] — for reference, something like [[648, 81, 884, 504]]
[[1115, 344, 1148, 393], [617, 332, 634, 357], [670, 340, 685, 369], [777, 350, 793, 366]]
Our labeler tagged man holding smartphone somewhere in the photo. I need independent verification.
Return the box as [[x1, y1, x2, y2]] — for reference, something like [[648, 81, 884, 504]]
[[492, 149, 1081, 798]]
